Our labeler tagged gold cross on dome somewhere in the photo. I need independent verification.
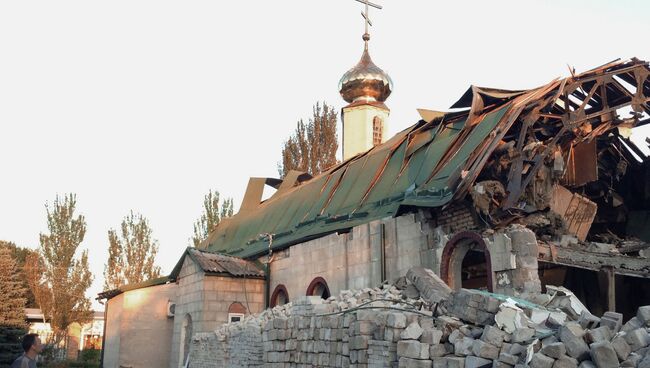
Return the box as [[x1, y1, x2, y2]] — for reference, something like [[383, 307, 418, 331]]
[[353, 0, 383, 36]]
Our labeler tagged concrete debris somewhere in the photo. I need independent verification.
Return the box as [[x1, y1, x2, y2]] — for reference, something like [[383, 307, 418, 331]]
[[406, 266, 452, 305], [464, 355, 493, 368], [623, 328, 650, 351], [588, 341, 619, 368], [530, 352, 555, 368], [494, 299, 530, 334], [186, 267, 650, 368], [470, 180, 505, 217], [541, 342, 566, 359], [622, 317, 643, 333], [545, 285, 590, 320], [599, 311, 623, 333], [638, 306, 650, 326], [578, 311, 600, 330], [611, 334, 632, 361], [558, 325, 590, 361], [585, 326, 612, 344], [402, 321, 425, 340]]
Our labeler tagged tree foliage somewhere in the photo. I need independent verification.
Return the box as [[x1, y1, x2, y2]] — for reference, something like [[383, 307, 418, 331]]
[[104, 211, 161, 290], [191, 190, 233, 248], [0, 247, 26, 328], [278, 102, 339, 178], [0, 240, 37, 308], [0, 326, 27, 366], [28, 194, 93, 344]]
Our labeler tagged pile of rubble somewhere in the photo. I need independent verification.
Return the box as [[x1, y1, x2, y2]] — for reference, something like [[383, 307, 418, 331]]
[[189, 267, 650, 368]]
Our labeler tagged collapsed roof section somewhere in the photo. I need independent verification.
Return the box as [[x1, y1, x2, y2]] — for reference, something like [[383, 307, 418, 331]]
[[205, 58, 650, 259]]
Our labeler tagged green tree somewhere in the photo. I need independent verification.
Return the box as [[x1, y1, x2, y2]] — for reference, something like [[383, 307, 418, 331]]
[[191, 190, 233, 248], [278, 102, 339, 178], [0, 241, 37, 308], [31, 194, 93, 344], [104, 211, 161, 290], [0, 247, 26, 328]]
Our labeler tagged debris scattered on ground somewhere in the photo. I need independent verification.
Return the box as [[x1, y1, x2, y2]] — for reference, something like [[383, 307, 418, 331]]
[[188, 266, 650, 367]]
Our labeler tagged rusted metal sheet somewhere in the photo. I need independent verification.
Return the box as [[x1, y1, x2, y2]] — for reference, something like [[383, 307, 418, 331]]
[[167, 248, 265, 279], [550, 185, 598, 241], [562, 140, 598, 187]]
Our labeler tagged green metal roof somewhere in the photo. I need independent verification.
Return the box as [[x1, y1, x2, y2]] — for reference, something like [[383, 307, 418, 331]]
[[205, 58, 650, 260], [206, 103, 510, 259]]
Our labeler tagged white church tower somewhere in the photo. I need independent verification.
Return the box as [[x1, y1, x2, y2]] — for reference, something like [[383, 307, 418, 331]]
[[338, 5, 393, 161]]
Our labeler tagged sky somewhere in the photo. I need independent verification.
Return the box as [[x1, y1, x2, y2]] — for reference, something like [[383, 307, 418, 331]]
[[1, 0, 648, 311]]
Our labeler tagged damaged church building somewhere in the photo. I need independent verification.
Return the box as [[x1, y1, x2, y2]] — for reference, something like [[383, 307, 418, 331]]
[[97, 45, 650, 367]]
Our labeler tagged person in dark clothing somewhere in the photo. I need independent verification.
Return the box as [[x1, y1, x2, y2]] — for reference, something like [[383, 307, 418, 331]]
[[11, 333, 42, 368]]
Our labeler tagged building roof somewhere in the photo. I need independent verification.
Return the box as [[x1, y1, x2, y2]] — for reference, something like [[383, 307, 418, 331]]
[[169, 247, 266, 279], [97, 248, 265, 301], [25, 308, 104, 321], [203, 58, 650, 259], [96, 276, 172, 301]]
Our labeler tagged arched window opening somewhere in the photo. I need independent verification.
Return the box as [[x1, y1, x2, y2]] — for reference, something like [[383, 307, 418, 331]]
[[440, 231, 493, 292], [306, 277, 331, 299], [228, 302, 247, 323], [461, 249, 488, 290], [179, 314, 193, 368], [372, 116, 383, 146], [270, 285, 289, 307]]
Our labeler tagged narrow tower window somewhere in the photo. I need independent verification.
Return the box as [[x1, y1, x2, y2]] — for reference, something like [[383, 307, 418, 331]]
[[373, 116, 383, 146]]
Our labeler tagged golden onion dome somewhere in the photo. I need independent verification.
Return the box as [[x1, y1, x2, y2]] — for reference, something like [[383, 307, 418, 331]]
[[339, 35, 393, 104]]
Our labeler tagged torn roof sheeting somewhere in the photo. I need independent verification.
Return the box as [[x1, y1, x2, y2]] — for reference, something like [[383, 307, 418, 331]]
[[206, 58, 650, 259]]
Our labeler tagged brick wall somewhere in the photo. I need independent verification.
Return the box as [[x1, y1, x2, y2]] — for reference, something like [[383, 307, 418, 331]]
[[170, 257, 266, 368], [434, 204, 478, 233], [201, 276, 265, 331], [187, 296, 431, 368], [171, 257, 204, 368], [189, 322, 263, 368]]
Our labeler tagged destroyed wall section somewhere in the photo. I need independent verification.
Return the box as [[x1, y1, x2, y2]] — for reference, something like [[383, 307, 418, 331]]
[[267, 210, 542, 305]]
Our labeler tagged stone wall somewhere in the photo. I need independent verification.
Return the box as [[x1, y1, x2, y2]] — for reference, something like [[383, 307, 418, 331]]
[[189, 322, 263, 368], [268, 211, 540, 307], [187, 289, 431, 368], [171, 257, 204, 368], [267, 213, 439, 304], [170, 257, 266, 368], [488, 226, 542, 297]]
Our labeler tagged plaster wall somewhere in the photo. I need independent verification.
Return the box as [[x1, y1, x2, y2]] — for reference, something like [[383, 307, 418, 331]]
[[102, 283, 177, 368], [342, 104, 390, 160], [102, 293, 123, 368]]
